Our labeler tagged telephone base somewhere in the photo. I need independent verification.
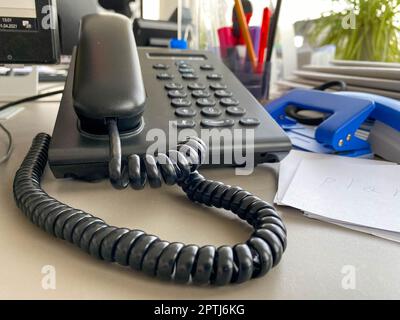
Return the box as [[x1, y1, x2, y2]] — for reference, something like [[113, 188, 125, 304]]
[[49, 48, 292, 181]]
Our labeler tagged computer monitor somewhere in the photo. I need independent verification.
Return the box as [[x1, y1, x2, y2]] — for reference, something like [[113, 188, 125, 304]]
[[0, 0, 60, 64]]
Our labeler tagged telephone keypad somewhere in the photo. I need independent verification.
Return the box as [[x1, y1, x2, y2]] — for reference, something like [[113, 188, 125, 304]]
[[155, 59, 250, 129]]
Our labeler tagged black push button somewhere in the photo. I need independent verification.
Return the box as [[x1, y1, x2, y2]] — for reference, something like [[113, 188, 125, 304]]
[[201, 119, 235, 128], [165, 82, 184, 90], [168, 90, 187, 98], [226, 106, 246, 116], [179, 67, 195, 74], [192, 90, 211, 99], [196, 98, 217, 107], [201, 107, 222, 117], [171, 98, 192, 108], [215, 90, 233, 98], [200, 64, 214, 71], [207, 73, 223, 81], [153, 63, 169, 70], [182, 73, 199, 80], [175, 120, 196, 128], [175, 108, 197, 118], [210, 83, 228, 90], [240, 118, 261, 126], [188, 83, 206, 90], [220, 97, 240, 107], [157, 73, 174, 80], [175, 61, 190, 67]]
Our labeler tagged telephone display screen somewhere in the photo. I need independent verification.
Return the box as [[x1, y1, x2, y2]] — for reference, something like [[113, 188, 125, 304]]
[[0, 0, 38, 32]]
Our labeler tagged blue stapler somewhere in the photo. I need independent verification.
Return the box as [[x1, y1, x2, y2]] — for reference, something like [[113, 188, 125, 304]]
[[265, 89, 400, 162]]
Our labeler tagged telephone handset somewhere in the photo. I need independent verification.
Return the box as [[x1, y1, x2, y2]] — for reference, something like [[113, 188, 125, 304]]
[[73, 14, 146, 135], [13, 13, 287, 286]]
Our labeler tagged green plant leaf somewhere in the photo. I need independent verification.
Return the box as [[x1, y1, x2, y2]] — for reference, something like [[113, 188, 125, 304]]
[[306, 0, 400, 62]]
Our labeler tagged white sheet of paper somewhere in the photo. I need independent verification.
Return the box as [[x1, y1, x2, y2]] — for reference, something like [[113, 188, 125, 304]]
[[275, 150, 394, 205], [281, 160, 400, 233], [304, 212, 400, 243]]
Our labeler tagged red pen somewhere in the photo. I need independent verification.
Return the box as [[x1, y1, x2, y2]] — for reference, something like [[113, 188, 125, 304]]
[[258, 7, 272, 72]]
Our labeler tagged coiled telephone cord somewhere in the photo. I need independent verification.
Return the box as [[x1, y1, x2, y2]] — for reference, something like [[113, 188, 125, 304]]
[[13, 124, 287, 286]]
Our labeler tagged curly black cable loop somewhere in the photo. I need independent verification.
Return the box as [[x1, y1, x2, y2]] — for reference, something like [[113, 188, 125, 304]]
[[13, 133, 287, 286]]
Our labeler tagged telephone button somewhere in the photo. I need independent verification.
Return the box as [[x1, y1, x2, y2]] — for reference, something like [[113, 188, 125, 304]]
[[188, 83, 206, 90], [175, 108, 197, 118], [210, 83, 227, 90], [215, 90, 233, 98], [171, 98, 192, 108], [165, 82, 184, 90], [175, 61, 190, 68], [192, 90, 211, 99], [220, 97, 240, 107], [175, 120, 196, 129], [201, 107, 222, 117], [239, 118, 261, 126], [226, 106, 246, 116], [207, 73, 223, 81], [182, 73, 199, 80], [168, 90, 187, 99], [200, 64, 215, 71], [153, 63, 169, 70], [157, 73, 174, 80], [201, 119, 235, 128], [196, 98, 217, 107], [179, 67, 195, 74]]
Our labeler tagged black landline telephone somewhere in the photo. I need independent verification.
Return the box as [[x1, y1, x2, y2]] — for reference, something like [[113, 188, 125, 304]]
[[13, 14, 289, 286]]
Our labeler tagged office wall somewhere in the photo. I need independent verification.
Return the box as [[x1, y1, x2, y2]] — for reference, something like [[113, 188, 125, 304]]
[[142, 0, 178, 20], [160, 0, 178, 20]]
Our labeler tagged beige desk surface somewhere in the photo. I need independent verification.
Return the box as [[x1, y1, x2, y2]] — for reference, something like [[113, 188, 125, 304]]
[[1, 97, 399, 300]]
